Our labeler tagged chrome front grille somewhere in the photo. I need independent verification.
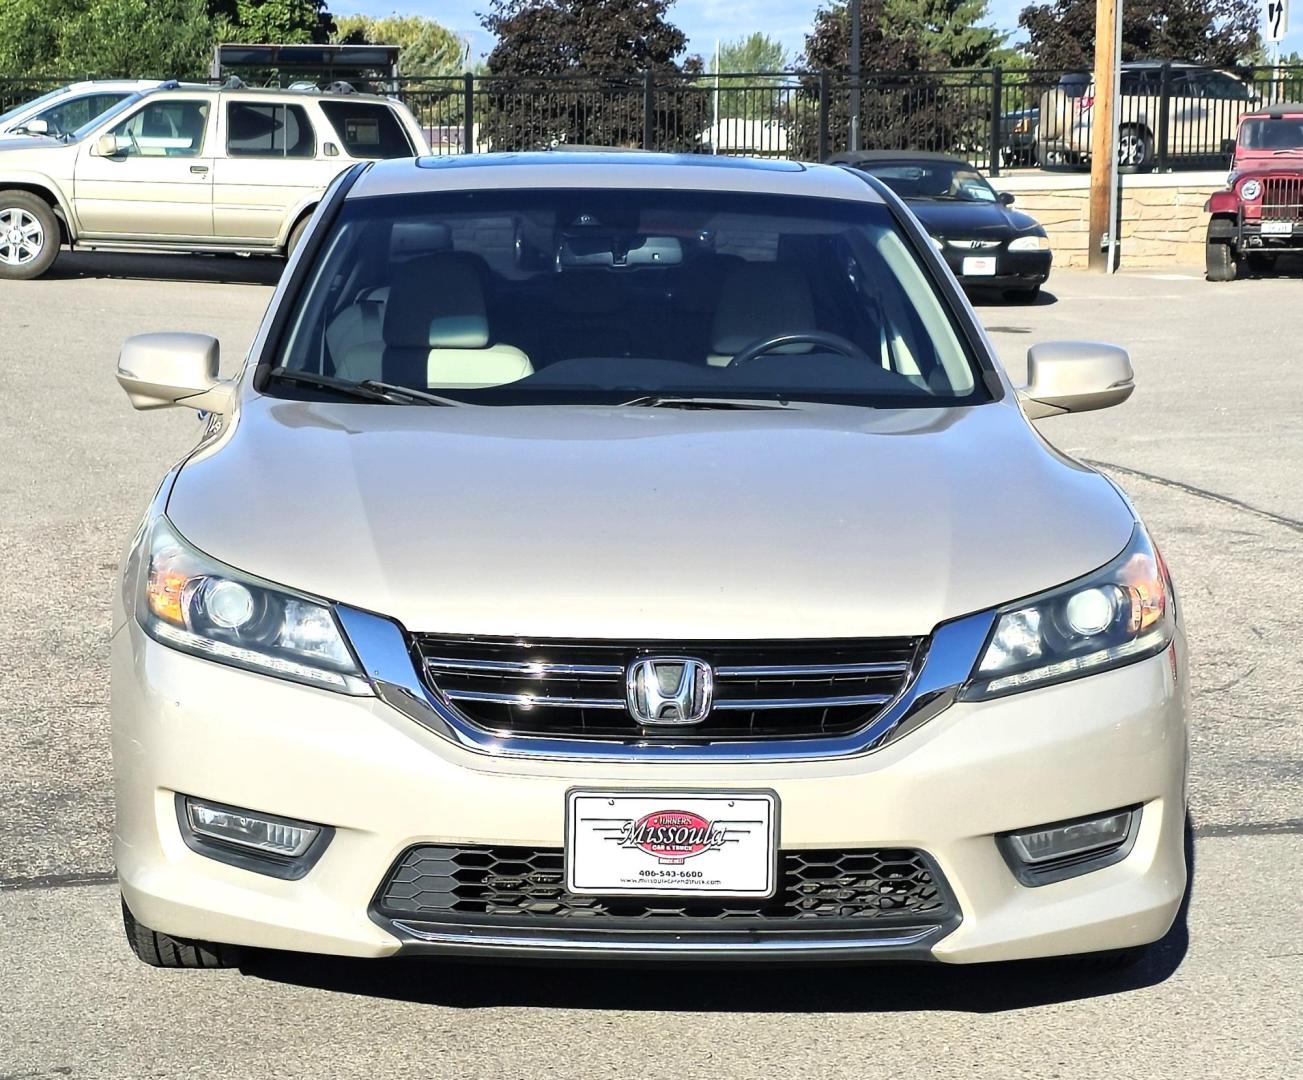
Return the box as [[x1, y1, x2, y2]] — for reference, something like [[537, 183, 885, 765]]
[[1261, 177, 1303, 221], [411, 635, 921, 741]]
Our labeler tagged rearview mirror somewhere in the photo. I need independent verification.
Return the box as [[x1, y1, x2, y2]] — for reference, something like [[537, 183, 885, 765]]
[[1019, 341, 1134, 419], [117, 333, 232, 412]]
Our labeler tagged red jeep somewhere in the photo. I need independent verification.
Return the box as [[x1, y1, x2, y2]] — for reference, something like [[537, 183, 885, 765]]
[[1206, 103, 1303, 280]]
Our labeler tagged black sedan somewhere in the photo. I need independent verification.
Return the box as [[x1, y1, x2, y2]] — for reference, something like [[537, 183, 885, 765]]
[[826, 151, 1052, 301]]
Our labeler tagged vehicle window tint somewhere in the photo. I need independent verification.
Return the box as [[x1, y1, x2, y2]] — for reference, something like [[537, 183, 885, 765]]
[[108, 100, 209, 157], [35, 92, 129, 135], [865, 162, 996, 203], [1058, 73, 1090, 97], [1202, 73, 1250, 100], [227, 102, 315, 158], [318, 101, 412, 158]]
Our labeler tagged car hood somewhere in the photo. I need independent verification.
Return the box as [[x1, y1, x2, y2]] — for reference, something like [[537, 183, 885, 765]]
[[166, 397, 1134, 639], [905, 199, 1040, 236]]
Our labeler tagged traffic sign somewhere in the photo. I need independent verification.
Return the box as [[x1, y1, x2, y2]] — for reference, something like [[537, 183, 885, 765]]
[[1266, 0, 1289, 42]]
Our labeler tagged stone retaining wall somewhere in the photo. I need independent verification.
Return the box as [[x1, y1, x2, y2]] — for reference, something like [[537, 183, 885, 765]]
[[990, 172, 1224, 269]]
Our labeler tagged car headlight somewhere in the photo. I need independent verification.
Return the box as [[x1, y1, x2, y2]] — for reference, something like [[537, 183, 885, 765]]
[[137, 518, 371, 695], [961, 525, 1174, 700], [1007, 234, 1048, 252], [1241, 178, 1261, 201]]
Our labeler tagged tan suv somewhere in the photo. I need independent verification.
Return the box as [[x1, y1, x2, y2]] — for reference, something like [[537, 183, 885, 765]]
[[0, 83, 429, 279], [1037, 62, 1257, 171]]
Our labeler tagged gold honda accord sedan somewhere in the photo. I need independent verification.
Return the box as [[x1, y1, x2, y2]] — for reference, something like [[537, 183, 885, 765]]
[[111, 153, 1187, 969]]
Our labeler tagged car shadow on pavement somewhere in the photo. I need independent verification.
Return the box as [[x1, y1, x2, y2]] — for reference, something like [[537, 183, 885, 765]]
[[45, 251, 282, 286], [238, 817, 1194, 1015], [968, 287, 1059, 308]]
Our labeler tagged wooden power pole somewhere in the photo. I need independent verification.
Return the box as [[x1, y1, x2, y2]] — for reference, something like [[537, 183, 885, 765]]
[[1088, 0, 1120, 270]]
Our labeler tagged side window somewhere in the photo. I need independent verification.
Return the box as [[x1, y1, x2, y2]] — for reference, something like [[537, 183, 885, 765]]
[[108, 100, 210, 158], [318, 101, 413, 159], [226, 102, 316, 158], [37, 93, 129, 136], [1204, 73, 1250, 101]]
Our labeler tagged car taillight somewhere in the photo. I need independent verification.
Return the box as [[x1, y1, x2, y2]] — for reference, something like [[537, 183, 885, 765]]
[[1077, 94, 1094, 111]]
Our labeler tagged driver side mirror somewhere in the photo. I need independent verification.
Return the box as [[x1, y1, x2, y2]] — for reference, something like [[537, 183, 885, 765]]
[[117, 333, 233, 413], [1019, 341, 1134, 419], [997, 191, 1015, 206], [96, 133, 125, 157], [22, 118, 49, 135]]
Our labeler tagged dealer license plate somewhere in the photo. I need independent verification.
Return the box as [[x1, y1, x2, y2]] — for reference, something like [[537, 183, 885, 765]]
[[565, 790, 778, 898], [962, 255, 997, 276], [1261, 221, 1294, 236]]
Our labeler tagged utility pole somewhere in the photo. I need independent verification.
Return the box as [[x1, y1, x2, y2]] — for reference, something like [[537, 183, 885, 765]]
[[1087, 0, 1121, 271], [849, 0, 862, 152]]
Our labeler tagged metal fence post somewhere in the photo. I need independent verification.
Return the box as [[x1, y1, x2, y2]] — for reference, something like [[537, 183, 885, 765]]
[[989, 65, 1003, 176], [643, 70, 655, 149], [462, 72, 475, 154], [1155, 61, 1171, 173], [818, 71, 831, 161]]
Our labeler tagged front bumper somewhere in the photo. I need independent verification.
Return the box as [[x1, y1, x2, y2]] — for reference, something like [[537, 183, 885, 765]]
[[941, 249, 1052, 291], [112, 620, 1188, 964]]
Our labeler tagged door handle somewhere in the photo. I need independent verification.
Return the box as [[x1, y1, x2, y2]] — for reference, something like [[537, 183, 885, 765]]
[[190, 165, 209, 175]]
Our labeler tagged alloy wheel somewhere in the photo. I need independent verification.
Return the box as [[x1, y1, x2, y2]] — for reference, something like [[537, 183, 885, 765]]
[[1118, 134, 1145, 168], [0, 207, 44, 266]]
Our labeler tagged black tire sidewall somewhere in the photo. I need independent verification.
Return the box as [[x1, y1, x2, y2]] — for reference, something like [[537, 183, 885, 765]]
[[0, 191, 59, 279], [1205, 238, 1238, 281]]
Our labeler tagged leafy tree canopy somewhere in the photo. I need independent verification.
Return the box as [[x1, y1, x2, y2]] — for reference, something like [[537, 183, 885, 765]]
[[1018, 0, 1260, 70], [333, 14, 467, 77], [881, 0, 1007, 68], [228, 0, 334, 45], [717, 32, 790, 74], [481, 0, 698, 75]]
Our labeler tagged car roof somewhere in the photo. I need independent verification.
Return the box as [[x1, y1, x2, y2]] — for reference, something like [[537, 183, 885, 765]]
[[349, 153, 885, 202], [1241, 102, 1303, 120], [142, 84, 398, 105], [825, 149, 974, 169]]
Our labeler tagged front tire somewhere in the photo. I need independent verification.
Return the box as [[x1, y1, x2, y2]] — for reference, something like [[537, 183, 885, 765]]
[[121, 896, 236, 969], [0, 190, 59, 280], [1205, 237, 1239, 282]]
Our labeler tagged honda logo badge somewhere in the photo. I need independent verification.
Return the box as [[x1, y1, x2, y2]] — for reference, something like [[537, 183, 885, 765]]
[[626, 657, 713, 726]]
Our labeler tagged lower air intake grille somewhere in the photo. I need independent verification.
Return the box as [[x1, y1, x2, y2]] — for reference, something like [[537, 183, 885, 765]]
[[375, 844, 954, 925]]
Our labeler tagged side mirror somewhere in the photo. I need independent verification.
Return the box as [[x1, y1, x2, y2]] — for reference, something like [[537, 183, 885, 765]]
[[1020, 341, 1134, 419], [96, 133, 123, 157], [22, 118, 49, 135], [117, 333, 233, 413], [997, 191, 1015, 206]]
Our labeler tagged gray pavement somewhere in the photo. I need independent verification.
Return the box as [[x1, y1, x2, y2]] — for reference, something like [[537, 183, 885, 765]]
[[0, 253, 1299, 1078]]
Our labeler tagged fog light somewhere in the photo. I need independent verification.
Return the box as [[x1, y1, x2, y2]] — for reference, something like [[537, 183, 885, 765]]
[[998, 806, 1140, 886], [186, 798, 318, 856]]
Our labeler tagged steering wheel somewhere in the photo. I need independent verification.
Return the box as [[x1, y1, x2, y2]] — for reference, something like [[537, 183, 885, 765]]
[[727, 331, 872, 367]]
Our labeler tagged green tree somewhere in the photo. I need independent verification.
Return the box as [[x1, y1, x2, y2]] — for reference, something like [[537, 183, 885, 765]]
[[333, 14, 467, 76], [0, 0, 215, 78], [882, 0, 1006, 68], [479, 0, 708, 150], [229, 0, 334, 45], [1018, 0, 1260, 71], [714, 32, 790, 120]]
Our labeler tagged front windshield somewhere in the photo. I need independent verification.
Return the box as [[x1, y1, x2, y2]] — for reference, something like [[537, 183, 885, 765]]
[[1238, 117, 1303, 152], [68, 92, 145, 142], [271, 187, 983, 407], [863, 163, 998, 203], [0, 86, 69, 127]]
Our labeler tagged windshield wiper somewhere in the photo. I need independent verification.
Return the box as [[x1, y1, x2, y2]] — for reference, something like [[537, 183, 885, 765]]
[[617, 394, 795, 410], [266, 368, 461, 406]]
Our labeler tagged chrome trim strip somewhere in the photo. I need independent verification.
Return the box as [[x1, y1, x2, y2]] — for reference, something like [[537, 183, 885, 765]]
[[387, 920, 941, 953], [443, 688, 626, 710], [335, 605, 996, 763], [712, 693, 892, 710], [714, 661, 910, 678], [425, 657, 623, 677]]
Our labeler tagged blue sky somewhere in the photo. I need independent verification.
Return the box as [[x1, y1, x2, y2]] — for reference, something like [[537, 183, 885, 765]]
[[335, 0, 1303, 64]]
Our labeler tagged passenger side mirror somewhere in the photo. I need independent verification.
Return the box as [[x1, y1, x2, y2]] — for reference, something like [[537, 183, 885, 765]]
[[117, 333, 233, 413], [22, 118, 49, 135], [997, 191, 1015, 206], [1019, 341, 1134, 419]]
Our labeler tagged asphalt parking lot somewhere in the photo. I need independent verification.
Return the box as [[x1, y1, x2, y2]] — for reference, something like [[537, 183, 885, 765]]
[[1, 254, 1299, 1079]]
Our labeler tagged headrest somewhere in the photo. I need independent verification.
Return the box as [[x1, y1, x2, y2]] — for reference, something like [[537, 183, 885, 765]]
[[383, 252, 490, 349], [711, 261, 816, 355], [390, 221, 451, 259]]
